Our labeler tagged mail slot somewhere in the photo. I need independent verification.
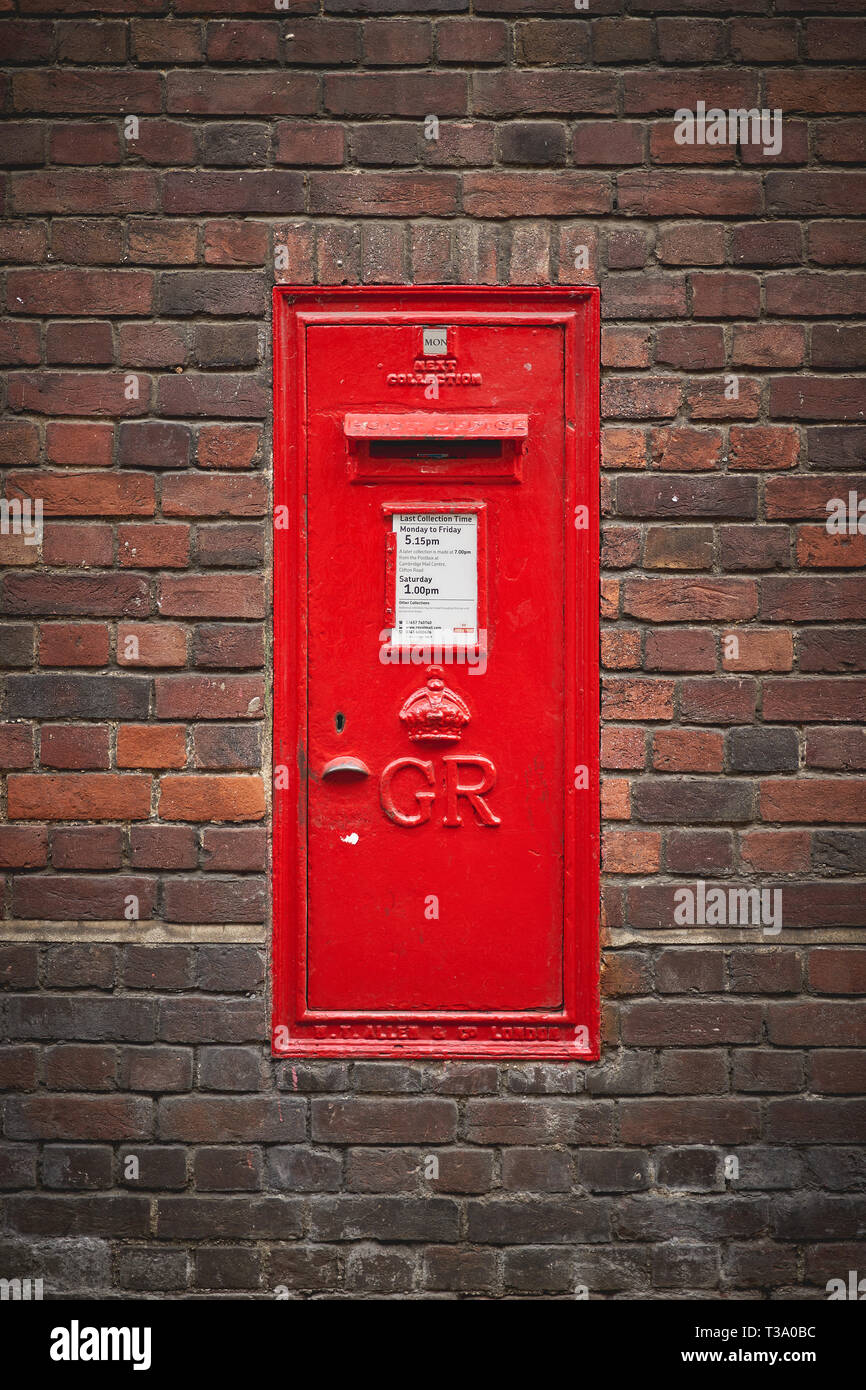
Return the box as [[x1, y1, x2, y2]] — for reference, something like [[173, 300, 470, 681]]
[[272, 287, 600, 1059]]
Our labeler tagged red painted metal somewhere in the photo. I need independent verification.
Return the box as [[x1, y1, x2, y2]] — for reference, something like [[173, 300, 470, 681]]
[[272, 286, 600, 1059], [344, 412, 529, 438]]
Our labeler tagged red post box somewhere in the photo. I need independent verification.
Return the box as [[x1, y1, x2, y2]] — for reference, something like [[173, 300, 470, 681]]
[[272, 287, 600, 1059]]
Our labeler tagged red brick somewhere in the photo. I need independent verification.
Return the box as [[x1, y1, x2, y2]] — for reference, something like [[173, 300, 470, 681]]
[[808, 949, 866, 996], [0, 421, 40, 468], [650, 121, 734, 166], [51, 826, 124, 871], [0, 724, 33, 771], [797, 526, 866, 569], [155, 677, 264, 721], [42, 524, 114, 569], [740, 830, 810, 874], [766, 272, 866, 318], [201, 827, 267, 872], [593, 18, 652, 63], [128, 220, 198, 267], [809, 221, 866, 267], [730, 426, 800, 472], [438, 20, 507, 65], [275, 122, 344, 168], [41, 725, 110, 771], [0, 21, 53, 63], [653, 730, 724, 774], [118, 724, 186, 771], [462, 172, 608, 219], [157, 576, 264, 621], [13, 70, 161, 114], [45, 423, 113, 469], [657, 17, 727, 62], [601, 328, 652, 370], [601, 727, 646, 772], [8, 371, 151, 419], [7, 774, 151, 822], [766, 474, 861, 520], [130, 825, 198, 871], [603, 378, 681, 420], [655, 328, 725, 373], [681, 677, 756, 725], [191, 626, 264, 671], [657, 223, 725, 267], [601, 630, 641, 670], [45, 321, 113, 367], [601, 778, 630, 821], [622, 578, 757, 623], [119, 525, 190, 569], [203, 221, 269, 267], [363, 19, 431, 65], [49, 121, 121, 166], [760, 780, 865, 824], [733, 222, 803, 267], [766, 70, 866, 116], [730, 18, 797, 62], [13, 877, 156, 924], [601, 525, 640, 569], [686, 378, 762, 422], [133, 20, 202, 64], [649, 427, 724, 472], [167, 71, 318, 117], [51, 219, 124, 267], [159, 775, 265, 824], [128, 119, 198, 168], [56, 20, 127, 63], [13, 170, 159, 217], [206, 21, 280, 63], [761, 577, 866, 622], [771, 377, 866, 423], [644, 527, 713, 570], [0, 321, 41, 366], [805, 728, 866, 771], [161, 474, 267, 518], [572, 121, 644, 167], [0, 826, 48, 870], [618, 172, 762, 218], [763, 678, 866, 724], [39, 623, 110, 668], [0, 222, 48, 264], [4, 574, 150, 620], [7, 472, 154, 517], [117, 623, 187, 670], [731, 326, 805, 369], [602, 427, 646, 470], [645, 629, 716, 673], [601, 679, 675, 722], [722, 630, 793, 673], [603, 830, 660, 874]]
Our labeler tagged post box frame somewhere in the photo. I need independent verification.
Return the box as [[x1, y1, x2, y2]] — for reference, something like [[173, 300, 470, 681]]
[[272, 286, 600, 1059]]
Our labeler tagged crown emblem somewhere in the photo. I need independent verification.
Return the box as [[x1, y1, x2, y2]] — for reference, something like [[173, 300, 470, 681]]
[[398, 667, 471, 743]]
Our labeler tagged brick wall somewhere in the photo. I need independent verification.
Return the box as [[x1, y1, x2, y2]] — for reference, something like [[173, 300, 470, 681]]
[[1, 0, 865, 1299]]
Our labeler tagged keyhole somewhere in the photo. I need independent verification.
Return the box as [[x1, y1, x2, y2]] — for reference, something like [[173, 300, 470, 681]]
[[335, 712, 345, 733]]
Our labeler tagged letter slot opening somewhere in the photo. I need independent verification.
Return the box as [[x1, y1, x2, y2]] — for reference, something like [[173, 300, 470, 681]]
[[345, 412, 528, 482]]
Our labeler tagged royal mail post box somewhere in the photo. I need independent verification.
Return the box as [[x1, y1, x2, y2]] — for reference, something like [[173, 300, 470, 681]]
[[272, 287, 600, 1059]]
